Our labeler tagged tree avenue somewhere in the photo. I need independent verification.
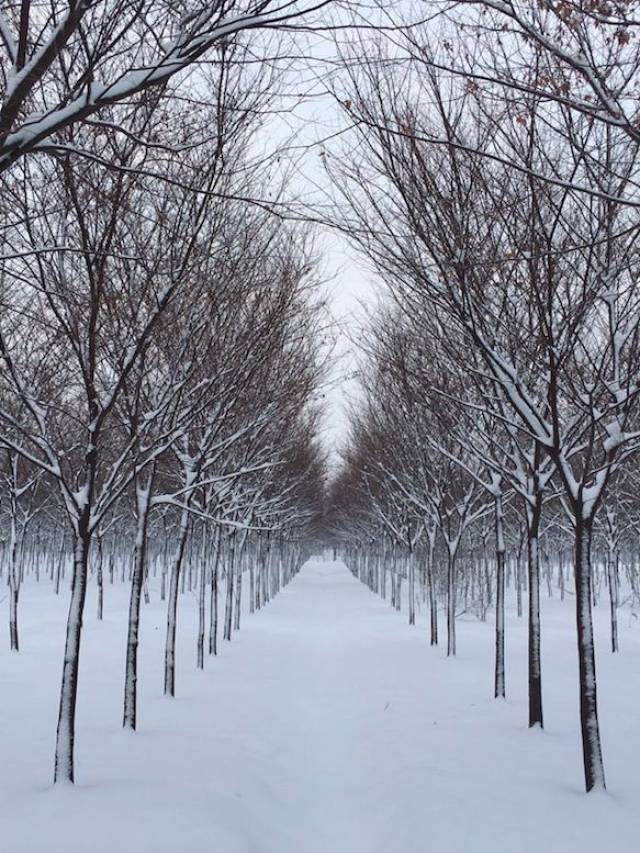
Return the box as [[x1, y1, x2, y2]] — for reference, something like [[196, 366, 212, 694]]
[[2, 0, 640, 807]]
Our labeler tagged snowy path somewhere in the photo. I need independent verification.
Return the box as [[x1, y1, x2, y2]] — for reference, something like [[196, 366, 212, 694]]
[[3, 558, 640, 853]]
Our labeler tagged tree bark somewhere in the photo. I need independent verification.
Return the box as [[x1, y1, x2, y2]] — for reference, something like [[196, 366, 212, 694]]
[[197, 526, 208, 670], [494, 494, 506, 699], [249, 543, 256, 614], [164, 508, 190, 697], [223, 532, 235, 641], [447, 548, 456, 657], [233, 541, 243, 631], [8, 510, 19, 651], [123, 480, 152, 727], [527, 527, 543, 728], [209, 528, 221, 655], [54, 523, 90, 783], [606, 549, 619, 653], [96, 536, 104, 622], [574, 517, 606, 792], [408, 549, 416, 625], [427, 536, 438, 646]]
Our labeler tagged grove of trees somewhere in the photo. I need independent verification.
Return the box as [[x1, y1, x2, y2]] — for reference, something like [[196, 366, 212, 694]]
[[0, 1, 327, 786], [3, 0, 640, 801], [323, 4, 640, 794]]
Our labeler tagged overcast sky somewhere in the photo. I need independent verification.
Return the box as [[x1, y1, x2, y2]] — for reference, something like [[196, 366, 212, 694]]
[[255, 4, 418, 464]]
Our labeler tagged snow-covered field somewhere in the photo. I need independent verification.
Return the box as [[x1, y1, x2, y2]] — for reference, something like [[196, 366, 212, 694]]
[[1, 558, 639, 853]]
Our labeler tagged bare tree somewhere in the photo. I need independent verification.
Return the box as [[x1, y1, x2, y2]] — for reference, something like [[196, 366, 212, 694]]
[[0, 0, 331, 172]]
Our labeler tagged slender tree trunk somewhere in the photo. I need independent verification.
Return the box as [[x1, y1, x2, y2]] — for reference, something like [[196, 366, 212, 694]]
[[9, 587, 19, 651], [164, 508, 190, 697], [209, 528, 221, 655], [275, 538, 282, 596], [478, 538, 487, 622], [427, 536, 438, 646], [8, 511, 19, 651], [160, 529, 169, 601], [494, 493, 506, 699], [124, 480, 153, 727], [33, 535, 40, 583], [574, 517, 606, 792], [408, 549, 416, 625], [197, 527, 208, 670], [54, 533, 65, 595], [484, 554, 492, 610], [249, 543, 256, 615], [527, 509, 543, 728], [607, 548, 619, 653], [447, 548, 456, 657], [234, 543, 243, 631], [54, 521, 90, 784], [223, 533, 235, 641], [255, 534, 263, 611], [263, 533, 270, 606], [96, 536, 104, 621]]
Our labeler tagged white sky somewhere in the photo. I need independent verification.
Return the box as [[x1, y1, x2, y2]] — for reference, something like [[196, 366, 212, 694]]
[[256, 25, 380, 464], [252, 3, 418, 463], [318, 236, 374, 463]]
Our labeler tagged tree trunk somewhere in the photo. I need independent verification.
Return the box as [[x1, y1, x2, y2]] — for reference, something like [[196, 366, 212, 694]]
[[494, 494, 506, 699], [234, 543, 243, 631], [427, 538, 438, 646], [96, 536, 104, 622], [263, 533, 270, 606], [197, 527, 208, 670], [249, 545, 256, 614], [607, 549, 619, 653], [54, 533, 65, 595], [527, 524, 543, 728], [574, 518, 606, 792], [109, 544, 114, 585], [160, 530, 169, 601], [54, 523, 90, 784], [123, 482, 153, 727], [164, 509, 190, 697], [223, 533, 235, 641], [447, 548, 456, 657], [9, 586, 19, 652], [408, 550, 415, 625], [478, 539, 487, 622], [8, 512, 19, 651], [255, 534, 263, 611], [209, 528, 221, 655]]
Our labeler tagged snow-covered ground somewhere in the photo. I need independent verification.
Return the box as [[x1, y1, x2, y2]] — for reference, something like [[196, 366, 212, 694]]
[[1, 558, 639, 853]]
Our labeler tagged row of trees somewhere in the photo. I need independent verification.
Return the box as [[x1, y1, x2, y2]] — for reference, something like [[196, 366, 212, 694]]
[[4, 0, 640, 797], [0, 2, 329, 785], [323, 12, 640, 794]]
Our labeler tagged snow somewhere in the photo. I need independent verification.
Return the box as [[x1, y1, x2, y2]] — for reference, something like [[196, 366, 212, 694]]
[[603, 419, 624, 452], [71, 483, 90, 511], [2, 559, 640, 852]]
